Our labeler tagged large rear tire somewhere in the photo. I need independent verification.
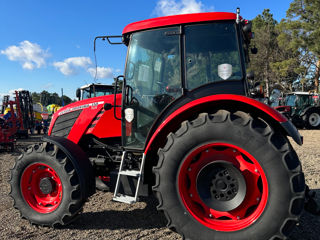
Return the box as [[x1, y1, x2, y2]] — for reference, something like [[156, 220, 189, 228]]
[[305, 110, 320, 129], [10, 143, 86, 226], [153, 110, 305, 240]]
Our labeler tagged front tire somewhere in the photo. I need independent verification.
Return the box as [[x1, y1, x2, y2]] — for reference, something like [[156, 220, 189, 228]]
[[10, 143, 86, 226], [153, 110, 305, 240]]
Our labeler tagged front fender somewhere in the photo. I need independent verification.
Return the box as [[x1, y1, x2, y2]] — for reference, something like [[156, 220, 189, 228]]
[[144, 94, 302, 154], [42, 135, 95, 198]]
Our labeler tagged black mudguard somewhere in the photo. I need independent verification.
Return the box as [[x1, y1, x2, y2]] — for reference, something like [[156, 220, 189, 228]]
[[281, 120, 303, 145], [42, 135, 96, 198]]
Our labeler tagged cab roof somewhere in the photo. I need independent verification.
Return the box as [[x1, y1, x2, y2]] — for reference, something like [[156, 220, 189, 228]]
[[122, 12, 237, 35], [80, 83, 113, 90]]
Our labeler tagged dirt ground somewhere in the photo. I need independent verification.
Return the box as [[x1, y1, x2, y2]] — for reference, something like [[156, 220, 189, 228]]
[[0, 131, 319, 240]]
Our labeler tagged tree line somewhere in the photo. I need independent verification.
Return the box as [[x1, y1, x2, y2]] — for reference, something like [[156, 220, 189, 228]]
[[31, 91, 73, 107], [249, 0, 320, 96]]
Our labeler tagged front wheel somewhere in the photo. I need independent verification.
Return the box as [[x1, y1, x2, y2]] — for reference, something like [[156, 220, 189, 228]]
[[153, 110, 305, 240], [10, 143, 86, 226]]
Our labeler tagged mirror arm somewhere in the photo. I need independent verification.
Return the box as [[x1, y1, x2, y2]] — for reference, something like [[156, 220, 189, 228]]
[[113, 75, 123, 120]]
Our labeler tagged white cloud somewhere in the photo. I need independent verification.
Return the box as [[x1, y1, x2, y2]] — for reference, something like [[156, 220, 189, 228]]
[[0, 89, 25, 103], [9, 88, 24, 95], [53, 57, 92, 76], [154, 0, 213, 16], [43, 83, 53, 89], [1, 41, 49, 70], [87, 67, 114, 79]]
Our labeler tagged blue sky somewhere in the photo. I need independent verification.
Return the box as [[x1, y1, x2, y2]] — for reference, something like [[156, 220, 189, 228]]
[[0, 0, 293, 101]]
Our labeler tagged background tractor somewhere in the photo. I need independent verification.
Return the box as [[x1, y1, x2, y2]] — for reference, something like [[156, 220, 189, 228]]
[[76, 83, 116, 100], [275, 92, 320, 129], [10, 9, 306, 240]]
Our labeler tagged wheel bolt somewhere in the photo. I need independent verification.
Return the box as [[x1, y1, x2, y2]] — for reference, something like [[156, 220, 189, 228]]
[[255, 169, 258, 173], [233, 149, 236, 152], [188, 168, 192, 172], [190, 194, 193, 197], [32, 170, 36, 173], [209, 214, 213, 218], [54, 201, 57, 204], [237, 216, 240, 220], [205, 149, 209, 152], [256, 197, 260, 201], [39, 203, 42, 206], [28, 187, 31, 190]]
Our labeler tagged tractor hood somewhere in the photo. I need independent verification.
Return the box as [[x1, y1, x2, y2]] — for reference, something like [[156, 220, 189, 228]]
[[48, 94, 122, 143]]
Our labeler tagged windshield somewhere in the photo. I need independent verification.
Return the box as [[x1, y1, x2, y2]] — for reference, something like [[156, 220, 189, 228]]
[[285, 94, 314, 107], [81, 86, 114, 99], [124, 27, 181, 148], [95, 86, 114, 97], [285, 95, 296, 107]]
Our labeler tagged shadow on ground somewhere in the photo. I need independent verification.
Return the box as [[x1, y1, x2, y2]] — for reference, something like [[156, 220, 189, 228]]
[[66, 196, 167, 231]]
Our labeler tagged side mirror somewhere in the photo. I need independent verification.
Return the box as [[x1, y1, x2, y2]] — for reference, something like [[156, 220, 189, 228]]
[[251, 82, 265, 98], [251, 47, 258, 54], [243, 21, 252, 33], [104, 103, 113, 111], [246, 72, 255, 81], [76, 88, 81, 100]]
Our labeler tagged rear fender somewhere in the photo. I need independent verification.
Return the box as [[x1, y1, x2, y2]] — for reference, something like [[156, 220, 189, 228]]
[[43, 135, 95, 199], [144, 94, 302, 156]]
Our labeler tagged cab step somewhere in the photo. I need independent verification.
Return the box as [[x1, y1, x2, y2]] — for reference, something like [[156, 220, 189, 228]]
[[112, 151, 145, 204]]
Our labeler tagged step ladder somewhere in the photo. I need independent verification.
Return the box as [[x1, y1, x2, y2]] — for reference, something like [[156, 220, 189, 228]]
[[113, 151, 145, 204]]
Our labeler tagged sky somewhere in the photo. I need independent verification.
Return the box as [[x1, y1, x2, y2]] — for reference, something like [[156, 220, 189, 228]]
[[0, 0, 294, 102]]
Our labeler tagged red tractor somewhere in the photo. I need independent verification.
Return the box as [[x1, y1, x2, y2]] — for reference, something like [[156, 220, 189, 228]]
[[10, 10, 306, 239]]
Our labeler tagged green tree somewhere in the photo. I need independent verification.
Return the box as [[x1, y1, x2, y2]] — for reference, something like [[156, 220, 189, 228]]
[[249, 9, 280, 96], [31, 92, 40, 103], [32, 91, 73, 107], [249, 9, 302, 95], [62, 95, 72, 105], [281, 0, 320, 92]]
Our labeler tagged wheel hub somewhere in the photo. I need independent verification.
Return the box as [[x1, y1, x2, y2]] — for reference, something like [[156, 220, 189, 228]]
[[210, 168, 239, 201], [197, 161, 246, 212], [309, 113, 320, 126], [39, 177, 54, 195]]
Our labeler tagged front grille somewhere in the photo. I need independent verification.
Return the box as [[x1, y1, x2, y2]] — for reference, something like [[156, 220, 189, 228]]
[[51, 110, 82, 137]]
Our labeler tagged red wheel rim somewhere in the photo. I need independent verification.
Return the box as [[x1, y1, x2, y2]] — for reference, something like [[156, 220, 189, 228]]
[[178, 143, 268, 232], [21, 163, 63, 213]]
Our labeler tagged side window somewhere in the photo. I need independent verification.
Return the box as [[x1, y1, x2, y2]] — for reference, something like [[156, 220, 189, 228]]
[[185, 22, 243, 90], [82, 89, 90, 99]]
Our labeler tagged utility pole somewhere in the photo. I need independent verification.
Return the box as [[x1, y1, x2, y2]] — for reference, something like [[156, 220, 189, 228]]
[[61, 88, 64, 106]]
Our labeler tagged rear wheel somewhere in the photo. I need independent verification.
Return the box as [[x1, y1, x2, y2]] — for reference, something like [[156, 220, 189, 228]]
[[153, 110, 305, 240], [10, 143, 86, 226], [305, 110, 320, 129]]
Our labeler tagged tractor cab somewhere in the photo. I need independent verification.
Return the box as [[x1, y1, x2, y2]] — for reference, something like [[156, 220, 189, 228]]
[[120, 11, 253, 149], [76, 83, 115, 100]]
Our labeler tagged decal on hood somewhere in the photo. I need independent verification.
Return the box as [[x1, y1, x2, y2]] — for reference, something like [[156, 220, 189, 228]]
[[58, 101, 104, 116]]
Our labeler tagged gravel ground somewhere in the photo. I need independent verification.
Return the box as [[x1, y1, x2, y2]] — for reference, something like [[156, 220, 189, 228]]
[[0, 131, 319, 240]]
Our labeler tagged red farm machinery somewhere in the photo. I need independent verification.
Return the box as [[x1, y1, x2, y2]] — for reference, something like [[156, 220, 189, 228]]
[[10, 10, 309, 239], [1, 90, 34, 150]]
